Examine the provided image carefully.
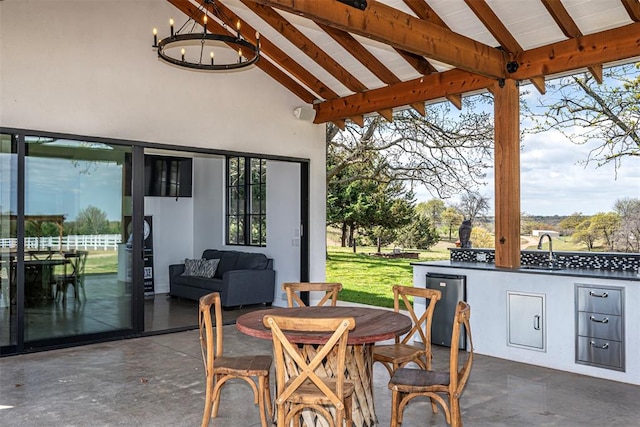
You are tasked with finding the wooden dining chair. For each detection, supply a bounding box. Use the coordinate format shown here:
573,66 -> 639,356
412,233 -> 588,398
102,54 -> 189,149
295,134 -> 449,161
54,250 -> 88,303
199,292 -> 272,427
263,313 -> 355,427
282,282 -> 342,307
388,301 -> 473,427
373,285 -> 442,376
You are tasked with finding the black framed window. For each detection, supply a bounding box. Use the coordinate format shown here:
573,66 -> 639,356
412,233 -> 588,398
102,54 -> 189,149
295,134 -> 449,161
226,156 -> 266,246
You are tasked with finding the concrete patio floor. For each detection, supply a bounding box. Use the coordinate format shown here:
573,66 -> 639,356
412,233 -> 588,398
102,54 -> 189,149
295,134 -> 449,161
2,324 -> 640,426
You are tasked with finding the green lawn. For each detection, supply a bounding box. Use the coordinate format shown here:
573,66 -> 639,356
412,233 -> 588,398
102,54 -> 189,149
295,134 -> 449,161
326,245 -> 450,308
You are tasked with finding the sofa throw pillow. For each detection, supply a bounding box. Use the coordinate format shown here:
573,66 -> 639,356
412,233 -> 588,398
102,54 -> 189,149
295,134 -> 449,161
182,258 -> 202,276
199,258 -> 220,278
182,258 -> 220,278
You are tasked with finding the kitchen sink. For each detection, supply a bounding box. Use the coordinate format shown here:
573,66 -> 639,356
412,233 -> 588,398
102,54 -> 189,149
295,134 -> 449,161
519,265 -> 564,271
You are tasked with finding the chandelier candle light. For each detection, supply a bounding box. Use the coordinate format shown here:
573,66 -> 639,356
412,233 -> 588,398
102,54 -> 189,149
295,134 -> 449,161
152,0 -> 260,71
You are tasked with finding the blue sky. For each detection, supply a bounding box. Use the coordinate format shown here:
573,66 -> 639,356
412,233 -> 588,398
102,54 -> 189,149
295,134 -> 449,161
9,156 -> 124,221
416,126 -> 639,216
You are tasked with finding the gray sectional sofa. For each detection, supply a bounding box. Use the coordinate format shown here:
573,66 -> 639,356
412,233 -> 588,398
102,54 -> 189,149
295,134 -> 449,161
169,249 -> 275,308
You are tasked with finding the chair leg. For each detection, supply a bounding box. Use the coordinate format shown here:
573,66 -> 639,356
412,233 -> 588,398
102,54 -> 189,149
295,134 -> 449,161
201,375 -> 214,427
257,376 -> 269,427
390,390 -> 400,427
276,403 -> 285,427
264,374 -> 273,420
450,397 -> 462,427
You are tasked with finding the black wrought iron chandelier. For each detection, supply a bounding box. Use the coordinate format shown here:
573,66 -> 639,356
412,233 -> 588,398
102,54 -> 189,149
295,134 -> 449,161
152,0 -> 260,71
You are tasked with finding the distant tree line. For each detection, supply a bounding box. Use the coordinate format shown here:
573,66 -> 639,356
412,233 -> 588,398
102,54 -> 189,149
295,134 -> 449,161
17,205 -> 120,238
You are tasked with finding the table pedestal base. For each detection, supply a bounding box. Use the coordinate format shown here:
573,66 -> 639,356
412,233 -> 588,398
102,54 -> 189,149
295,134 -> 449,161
288,343 -> 377,427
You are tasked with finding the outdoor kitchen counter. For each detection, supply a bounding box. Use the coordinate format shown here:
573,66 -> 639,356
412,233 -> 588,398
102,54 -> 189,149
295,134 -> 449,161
411,260 -> 639,281
412,261 -> 640,386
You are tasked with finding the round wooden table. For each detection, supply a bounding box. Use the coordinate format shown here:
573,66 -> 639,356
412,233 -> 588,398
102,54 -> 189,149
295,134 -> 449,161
236,306 -> 412,427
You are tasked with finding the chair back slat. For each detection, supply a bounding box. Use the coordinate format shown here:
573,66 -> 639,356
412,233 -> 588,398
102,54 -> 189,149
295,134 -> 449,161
282,282 -> 342,307
263,314 -> 355,421
393,285 -> 441,346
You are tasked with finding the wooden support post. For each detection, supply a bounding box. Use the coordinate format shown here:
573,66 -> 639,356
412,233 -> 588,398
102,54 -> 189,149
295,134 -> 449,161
492,79 -> 520,268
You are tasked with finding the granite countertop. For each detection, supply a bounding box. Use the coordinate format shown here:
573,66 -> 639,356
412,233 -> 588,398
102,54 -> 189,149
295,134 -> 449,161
411,260 -> 640,282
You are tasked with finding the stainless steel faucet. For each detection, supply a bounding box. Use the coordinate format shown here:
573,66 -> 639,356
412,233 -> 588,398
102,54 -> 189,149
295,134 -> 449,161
537,233 -> 555,266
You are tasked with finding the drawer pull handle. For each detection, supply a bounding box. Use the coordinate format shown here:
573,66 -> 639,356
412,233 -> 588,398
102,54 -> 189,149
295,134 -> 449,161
589,341 -> 609,350
589,291 -> 608,298
589,315 -> 609,324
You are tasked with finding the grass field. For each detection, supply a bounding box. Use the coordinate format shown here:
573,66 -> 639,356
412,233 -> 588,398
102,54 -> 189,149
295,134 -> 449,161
325,245 -> 451,308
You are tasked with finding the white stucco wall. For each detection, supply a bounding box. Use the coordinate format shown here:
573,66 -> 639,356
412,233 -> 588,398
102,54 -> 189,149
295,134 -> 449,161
0,1 -> 327,289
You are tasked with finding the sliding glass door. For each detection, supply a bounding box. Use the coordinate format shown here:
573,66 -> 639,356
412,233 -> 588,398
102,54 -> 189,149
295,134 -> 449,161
21,136 -> 133,344
0,134 -> 18,349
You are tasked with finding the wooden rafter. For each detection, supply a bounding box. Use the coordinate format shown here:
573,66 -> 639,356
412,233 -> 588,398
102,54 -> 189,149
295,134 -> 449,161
541,0 -> 604,83
317,23 -> 401,85
251,0 -> 508,79
621,0 -> 640,21
402,0 -> 449,27
464,0 -> 522,55
240,0 -> 368,93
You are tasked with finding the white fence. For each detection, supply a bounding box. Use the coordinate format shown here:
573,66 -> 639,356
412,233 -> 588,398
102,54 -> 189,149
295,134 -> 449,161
0,234 -> 122,251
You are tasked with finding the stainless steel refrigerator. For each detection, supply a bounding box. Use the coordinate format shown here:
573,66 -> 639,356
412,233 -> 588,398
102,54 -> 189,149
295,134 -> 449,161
425,272 -> 467,349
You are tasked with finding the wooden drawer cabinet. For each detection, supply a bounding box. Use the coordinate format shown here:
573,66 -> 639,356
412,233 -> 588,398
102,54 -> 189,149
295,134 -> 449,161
575,284 -> 624,371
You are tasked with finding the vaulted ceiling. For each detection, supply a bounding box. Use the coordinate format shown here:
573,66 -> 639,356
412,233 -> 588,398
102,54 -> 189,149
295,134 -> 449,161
167,0 -> 640,127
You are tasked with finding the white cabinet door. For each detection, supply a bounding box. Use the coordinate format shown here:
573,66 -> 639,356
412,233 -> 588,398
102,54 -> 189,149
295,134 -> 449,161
508,292 -> 545,351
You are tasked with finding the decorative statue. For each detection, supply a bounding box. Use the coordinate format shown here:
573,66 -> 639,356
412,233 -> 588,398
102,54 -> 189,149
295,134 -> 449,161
458,219 -> 472,248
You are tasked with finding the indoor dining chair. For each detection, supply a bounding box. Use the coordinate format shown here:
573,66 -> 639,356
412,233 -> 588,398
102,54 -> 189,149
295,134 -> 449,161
282,282 -> 342,307
199,292 -> 272,427
263,313 -> 355,427
388,301 -> 473,427
373,285 -> 442,376
54,250 -> 88,303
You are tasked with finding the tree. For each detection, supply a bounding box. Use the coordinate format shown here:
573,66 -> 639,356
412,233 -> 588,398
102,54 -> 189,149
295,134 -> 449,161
614,198 -> 640,252
525,63 -> 640,170
590,212 -> 620,251
76,205 -> 110,235
573,218 -> 596,251
416,199 -> 445,228
397,214 -> 440,250
559,212 -> 584,236
458,192 -> 490,223
441,207 -> 464,241
327,96 -> 494,201
360,183 -> 415,253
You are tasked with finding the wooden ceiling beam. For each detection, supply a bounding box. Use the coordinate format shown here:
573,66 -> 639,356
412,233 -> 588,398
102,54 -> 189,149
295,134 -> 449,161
240,0 -> 368,93
313,69 -> 494,123
515,10 -> 640,82
464,0 -> 522,54
251,0 -> 507,79
621,0 -> 640,21
167,0 -> 318,102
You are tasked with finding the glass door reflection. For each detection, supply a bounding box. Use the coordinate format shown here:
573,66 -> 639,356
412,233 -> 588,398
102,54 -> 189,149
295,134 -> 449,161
23,136 -> 132,343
